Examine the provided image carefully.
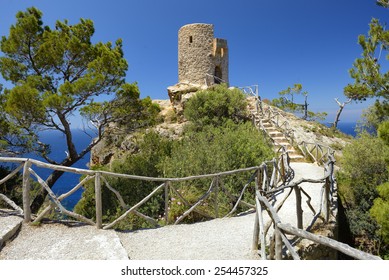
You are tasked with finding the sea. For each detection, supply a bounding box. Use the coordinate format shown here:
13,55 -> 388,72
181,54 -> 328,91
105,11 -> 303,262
2,129 -> 92,210
1,122 -> 358,210
327,122 -> 358,137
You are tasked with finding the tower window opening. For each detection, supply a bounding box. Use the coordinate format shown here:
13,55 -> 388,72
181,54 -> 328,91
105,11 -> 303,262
189,36 -> 193,43
221,48 -> 224,57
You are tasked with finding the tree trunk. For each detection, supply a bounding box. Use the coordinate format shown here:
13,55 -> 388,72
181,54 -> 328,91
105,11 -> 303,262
30,169 -> 65,213
333,107 -> 343,129
333,98 -> 351,129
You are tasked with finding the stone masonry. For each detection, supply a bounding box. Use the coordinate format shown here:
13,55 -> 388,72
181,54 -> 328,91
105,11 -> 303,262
168,23 -> 229,111
178,23 -> 229,86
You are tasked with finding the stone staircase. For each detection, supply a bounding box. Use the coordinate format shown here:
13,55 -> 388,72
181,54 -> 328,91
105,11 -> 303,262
247,97 -> 304,162
260,118 -> 304,162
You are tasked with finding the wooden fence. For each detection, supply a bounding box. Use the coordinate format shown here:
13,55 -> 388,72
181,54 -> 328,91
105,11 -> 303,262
251,97 -> 336,166
251,151 -> 380,260
0,149 -> 292,230
0,147 -> 381,259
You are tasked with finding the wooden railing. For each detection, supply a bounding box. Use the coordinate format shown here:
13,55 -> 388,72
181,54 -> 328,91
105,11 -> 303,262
297,141 -> 335,166
252,152 -> 381,260
250,97 -> 336,166
0,148 -> 380,259
0,150 -> 292,230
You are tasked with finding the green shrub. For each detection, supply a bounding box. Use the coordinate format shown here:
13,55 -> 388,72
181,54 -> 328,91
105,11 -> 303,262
184,84 -> 249,128
337,133 -> 389,254
0,165 -> 41,209
371,182 -> 389,245
378,120 -> 389,146
74,131 -> 172,229
75,85 -> 275,229
161,121 -> 274,220
0,165 -> 23,208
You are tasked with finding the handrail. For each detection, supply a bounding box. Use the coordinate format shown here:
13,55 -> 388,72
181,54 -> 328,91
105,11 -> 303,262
251,148 -> 380,260
0,151 -> 292,229
254,188 -> 381,260
251,97 -> 336,166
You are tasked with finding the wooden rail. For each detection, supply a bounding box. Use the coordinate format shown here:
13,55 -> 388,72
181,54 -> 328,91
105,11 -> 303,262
251,97 -> 337,167
251,151 -> 381,260
0,146 -> 380,259
0,150 -> 292,230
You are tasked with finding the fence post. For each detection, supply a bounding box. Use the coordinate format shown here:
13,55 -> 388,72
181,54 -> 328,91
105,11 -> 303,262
275,224 -> 282,260
214,176 -> 219,218
252,175 -> 260,251
323,178 -> 330,223
165,181 -> 169,225
294,186 -> 303,229
95,172 -> 102,229
22,160 -> 32,223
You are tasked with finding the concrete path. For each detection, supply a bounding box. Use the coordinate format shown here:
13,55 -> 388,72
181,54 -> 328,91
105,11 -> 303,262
0,162 -> 325,260
276,162 -> 326,228
0,221 -> 128,260
118,162 -> 325,260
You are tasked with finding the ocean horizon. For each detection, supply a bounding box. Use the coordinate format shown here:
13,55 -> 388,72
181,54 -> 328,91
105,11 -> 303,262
2,122 -> 358,210
325,122 -> 358,137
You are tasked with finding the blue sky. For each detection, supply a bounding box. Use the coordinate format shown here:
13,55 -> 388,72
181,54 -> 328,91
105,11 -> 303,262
1,0 -> 388,124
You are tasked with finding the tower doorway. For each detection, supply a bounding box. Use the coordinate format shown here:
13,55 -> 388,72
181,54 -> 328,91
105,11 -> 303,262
214,66 -> 223,84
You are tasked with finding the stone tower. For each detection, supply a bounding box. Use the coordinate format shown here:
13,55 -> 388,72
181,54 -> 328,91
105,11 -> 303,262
178,23 -> 229,86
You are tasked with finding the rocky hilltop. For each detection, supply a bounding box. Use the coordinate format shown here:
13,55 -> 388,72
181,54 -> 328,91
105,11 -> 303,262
90,86 -> 351,168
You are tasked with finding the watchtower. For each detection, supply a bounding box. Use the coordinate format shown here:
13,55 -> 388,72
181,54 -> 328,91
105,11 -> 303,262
178,23 -> 229,86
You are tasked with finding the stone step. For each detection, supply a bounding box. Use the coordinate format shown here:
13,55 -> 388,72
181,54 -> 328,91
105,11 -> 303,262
272,136 -> 288,141
289,154 -> 306,162
0,210 -> 23,248
274,143 -> 291,148
262,123 -> 273,128
268,130 -> 283,136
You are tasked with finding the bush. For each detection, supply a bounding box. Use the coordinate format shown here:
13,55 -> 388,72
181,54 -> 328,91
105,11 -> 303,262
371,182 -> 389,246
337,132 -> 389,254
74,131 -> 172,229
0,165 -> 23,208
75,85 -> 275,229
378,120 -> 389,146
161,121 -> 274,221
184,84 -> 249,128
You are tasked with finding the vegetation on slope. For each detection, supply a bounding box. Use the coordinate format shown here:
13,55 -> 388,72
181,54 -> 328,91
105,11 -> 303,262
75,85 -> 274,229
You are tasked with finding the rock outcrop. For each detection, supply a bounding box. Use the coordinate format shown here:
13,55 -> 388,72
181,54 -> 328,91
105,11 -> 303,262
167,81 -> 206,117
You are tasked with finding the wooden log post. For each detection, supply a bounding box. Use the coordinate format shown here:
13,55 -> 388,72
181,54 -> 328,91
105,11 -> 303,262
323,178 -> 330,223
214,176 -> 219,218
269,234 -> 275,260
294,186 -> 303,229
0,194 -> 23,214
255,196 -> 267,260
165,181 -> 170,225
252,175 -> 260,251
327,158 -> 335,200
252,207 -> 259,251
275,224 -> 282,260
95,172 -> 102,229
22,160 -> 32,223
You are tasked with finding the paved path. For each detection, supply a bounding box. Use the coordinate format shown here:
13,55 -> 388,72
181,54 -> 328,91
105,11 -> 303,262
0,163 -> 325,260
